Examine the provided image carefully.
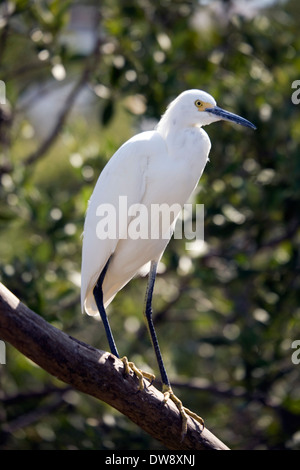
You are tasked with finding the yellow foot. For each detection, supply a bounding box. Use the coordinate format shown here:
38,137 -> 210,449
163,385 -> 204,440
121,356 -> 155,391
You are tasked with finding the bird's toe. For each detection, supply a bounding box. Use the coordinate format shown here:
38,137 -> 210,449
162,384 -> 204,440
121,356 -> 155,390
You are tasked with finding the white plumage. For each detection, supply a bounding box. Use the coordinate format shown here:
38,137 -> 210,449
80,89 -> 256,438
81,89 -> 255,316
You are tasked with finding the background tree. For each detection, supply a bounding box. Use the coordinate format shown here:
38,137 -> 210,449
0,0 -> 299,450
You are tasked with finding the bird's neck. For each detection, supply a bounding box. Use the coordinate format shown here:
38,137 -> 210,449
156,112 -> 181,140
157,114 -> 204,153
157,112 -> 200,141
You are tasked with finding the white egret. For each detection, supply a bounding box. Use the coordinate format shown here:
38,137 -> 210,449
81,89 -> 256,437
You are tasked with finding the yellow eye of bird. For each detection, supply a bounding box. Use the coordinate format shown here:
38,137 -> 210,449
195,100 -> 203,108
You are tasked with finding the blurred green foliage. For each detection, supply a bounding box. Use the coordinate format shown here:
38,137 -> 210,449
0,0 -> 300,450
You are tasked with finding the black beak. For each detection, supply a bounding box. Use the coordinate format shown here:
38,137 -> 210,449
206,106 -> 256,130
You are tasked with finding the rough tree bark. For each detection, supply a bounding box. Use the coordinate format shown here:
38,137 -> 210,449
0,282 -> 229,450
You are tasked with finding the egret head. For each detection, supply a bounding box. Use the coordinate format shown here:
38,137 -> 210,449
159,89 -> 256,133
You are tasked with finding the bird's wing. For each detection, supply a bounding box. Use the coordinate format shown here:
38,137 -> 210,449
81,130 -> 166,315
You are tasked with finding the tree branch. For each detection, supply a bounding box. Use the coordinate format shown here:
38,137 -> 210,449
0,282 -> 229,450
22,36 -> 102,168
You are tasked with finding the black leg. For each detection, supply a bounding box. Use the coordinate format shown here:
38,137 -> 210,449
93,258 -> 120,358
144,261 -> 204,439
144,261 -> 171,389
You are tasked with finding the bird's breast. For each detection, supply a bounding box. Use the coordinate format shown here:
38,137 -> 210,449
153,127 -> 211,204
